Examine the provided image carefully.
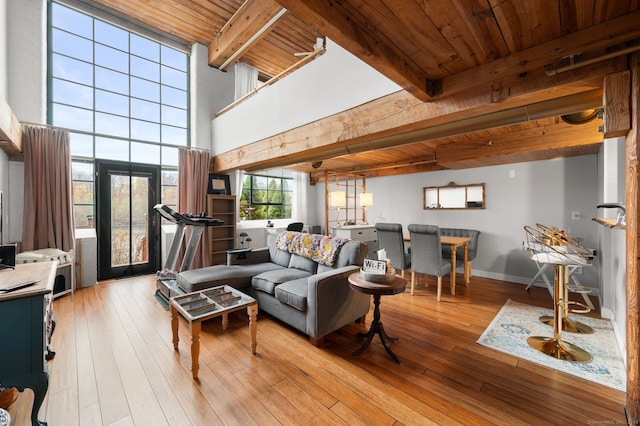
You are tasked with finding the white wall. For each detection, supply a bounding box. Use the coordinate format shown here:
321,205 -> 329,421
190,43 -> 234,149
212,39 -> 400,155
317,155 -> 601,289
598,136 -> 627,360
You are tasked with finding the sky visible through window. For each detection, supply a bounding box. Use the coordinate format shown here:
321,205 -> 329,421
49,2 -> 187,226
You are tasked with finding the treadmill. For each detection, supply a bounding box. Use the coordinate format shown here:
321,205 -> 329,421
153,204 -> 223,306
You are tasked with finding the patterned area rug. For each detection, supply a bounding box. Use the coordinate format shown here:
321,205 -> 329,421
477,299 -> 626,391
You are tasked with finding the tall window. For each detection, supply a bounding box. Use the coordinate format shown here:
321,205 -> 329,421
240,169 -> 293,220
49,2 -> 187,227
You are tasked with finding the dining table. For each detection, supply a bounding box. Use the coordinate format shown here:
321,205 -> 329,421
403,233 -> 472,290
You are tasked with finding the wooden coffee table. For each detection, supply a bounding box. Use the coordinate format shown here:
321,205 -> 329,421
170,285 -> 257,379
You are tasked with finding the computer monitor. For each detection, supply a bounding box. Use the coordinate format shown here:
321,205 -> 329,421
0,244 -> 16,269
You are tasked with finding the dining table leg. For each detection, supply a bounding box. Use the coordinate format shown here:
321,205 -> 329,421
450,247 -> 456,295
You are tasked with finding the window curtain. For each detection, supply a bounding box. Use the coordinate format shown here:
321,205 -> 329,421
235,169 -> 244,218
22,125 -> 75,252
234,62 -> 258,100
178,147 -> 211,269
292,172 -> 308,224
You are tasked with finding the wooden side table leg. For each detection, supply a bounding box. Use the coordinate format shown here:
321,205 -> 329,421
248,304 -> 258,354
170,304 -> 179,351
190,321 -> 201,379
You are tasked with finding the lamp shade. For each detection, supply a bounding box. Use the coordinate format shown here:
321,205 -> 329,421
360,192 -> 373,207
329,191 -> 346,207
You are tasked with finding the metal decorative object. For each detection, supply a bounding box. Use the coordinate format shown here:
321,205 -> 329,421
524,224 -> 593,362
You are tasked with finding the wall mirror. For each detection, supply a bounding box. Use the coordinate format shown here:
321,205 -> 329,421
423,182 -> 485,209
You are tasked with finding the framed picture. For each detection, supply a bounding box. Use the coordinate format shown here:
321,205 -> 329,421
208,173 -> 231,195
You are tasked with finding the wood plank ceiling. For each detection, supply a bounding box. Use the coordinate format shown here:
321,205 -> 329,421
85,0 -> 640,179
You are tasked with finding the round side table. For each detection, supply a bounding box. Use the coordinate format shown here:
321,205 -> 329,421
348,272 -> 407,364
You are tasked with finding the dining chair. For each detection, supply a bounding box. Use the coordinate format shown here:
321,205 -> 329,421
374,223 -> 411,277
408,224 -> 452,300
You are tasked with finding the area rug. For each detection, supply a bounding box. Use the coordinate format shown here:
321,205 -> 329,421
477,299 -> 626,391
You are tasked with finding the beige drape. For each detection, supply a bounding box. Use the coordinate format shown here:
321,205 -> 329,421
178,147 -> 211,269
22,125 -> 75,252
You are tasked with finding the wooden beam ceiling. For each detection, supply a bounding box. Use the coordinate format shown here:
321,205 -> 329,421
275,0 -> 435,101
208,0 -> 285,70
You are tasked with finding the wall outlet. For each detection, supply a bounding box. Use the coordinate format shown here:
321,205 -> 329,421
571,211 -> 581,220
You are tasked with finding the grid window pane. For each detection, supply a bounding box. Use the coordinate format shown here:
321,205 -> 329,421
131,56 -> 159,81
161,65 -> 187,90
161,105 -> 187,127
96,89 -> 129,115
52,3 -> 93,38
131,98 -> 159,122
73,181 -> 94,204
52,103 -> 93,132
74,205 -> 94,228
95,136 -> 129,161
131,142 -> 160,164
161,45 -> 186,71
131,119 -> 160,142
72,161 -> 94,180
95,112 -> 129,138
161,125 -> 187,146
161,170 -> 177,186
95,66 -> 129,95
161,85 -> 187,108
52,78 -> 93,109
95,43 -> 128,73
52,54 -> 93,85
161,146 -> 178,166
131,34 -> 160,61
70,133 -> 94,158
131,77 -> 160,102
52,28 -> 93,62
95,20 -> 128,51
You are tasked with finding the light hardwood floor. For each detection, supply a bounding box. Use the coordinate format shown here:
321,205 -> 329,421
7,273 -> 626,425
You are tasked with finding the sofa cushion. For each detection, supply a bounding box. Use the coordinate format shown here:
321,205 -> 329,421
252,268 -> 312,295
332,240 -> 364,268
269,244 -> 291,267
177,263 -> 284,293
288,253 -> 318,274
274,278 -> 308,312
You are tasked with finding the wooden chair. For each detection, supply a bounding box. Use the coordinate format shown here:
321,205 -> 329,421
408,224 -> 452,301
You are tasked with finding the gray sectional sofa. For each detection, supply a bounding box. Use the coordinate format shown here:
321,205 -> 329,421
176,231 -> 371,346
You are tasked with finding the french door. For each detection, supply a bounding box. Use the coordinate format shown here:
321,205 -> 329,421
96,160 -> 160,280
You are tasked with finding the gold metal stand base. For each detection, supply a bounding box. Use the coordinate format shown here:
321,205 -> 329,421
539,315 -> 594,334
527,336 -> 592,362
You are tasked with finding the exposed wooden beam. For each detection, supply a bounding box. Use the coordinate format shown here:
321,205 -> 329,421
626,51 -> 640,426
0,95 -> 23,154
603,70 -> 631,138
208,0 -> 285,70
274,0 -> 434,101
213,10 -> 640,173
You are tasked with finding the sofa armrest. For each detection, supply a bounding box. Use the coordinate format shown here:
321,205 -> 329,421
227,247 -> 271,265
305,266 -> 371,339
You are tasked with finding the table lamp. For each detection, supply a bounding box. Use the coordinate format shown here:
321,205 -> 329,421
360,192 -> 373,224
329,191 -> 346,226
